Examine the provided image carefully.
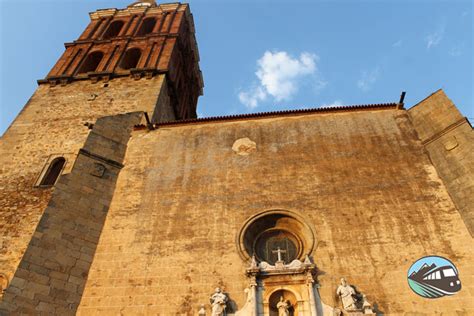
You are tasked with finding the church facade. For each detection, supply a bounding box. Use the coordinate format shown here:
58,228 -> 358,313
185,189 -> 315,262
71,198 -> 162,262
0,1 -> 473,315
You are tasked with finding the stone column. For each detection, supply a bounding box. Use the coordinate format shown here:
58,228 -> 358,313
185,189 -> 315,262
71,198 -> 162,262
306,272 -> 318,316
250,276 -> 258,316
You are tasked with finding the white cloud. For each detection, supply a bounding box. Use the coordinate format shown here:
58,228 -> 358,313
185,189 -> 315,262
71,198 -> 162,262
449,47 -> 462,57
449,42 -> 464,57
257,51 -> 317,101
197,110 -> 207,118
320,100 -> 343,108
425,25 -> 445,49
392,39 -> 403,47
238,86 -> 267,109
238,51 -> 319,108
313,79 -> 328,94
357,67 -> 380,92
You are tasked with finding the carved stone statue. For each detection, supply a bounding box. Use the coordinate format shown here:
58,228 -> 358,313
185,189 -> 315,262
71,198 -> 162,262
198,304 -> 206,315
250,254 -> 258,269
276,296 -> 290,316
210,287 -> 228,316
336,278 -> 357,311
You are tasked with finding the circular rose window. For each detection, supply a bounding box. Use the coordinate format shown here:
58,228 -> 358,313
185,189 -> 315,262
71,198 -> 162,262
237,210 -> 316,264
254,229 -> 299,264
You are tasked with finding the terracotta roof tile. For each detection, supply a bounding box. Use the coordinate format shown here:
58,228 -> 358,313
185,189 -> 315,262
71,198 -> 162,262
155,102 -> 399,127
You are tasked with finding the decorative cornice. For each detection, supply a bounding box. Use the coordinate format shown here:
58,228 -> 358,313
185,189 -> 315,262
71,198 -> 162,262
38,69 -> 168,85
68,32 -> 179,46
79,149 -> 124,169
422,117 -> 470,146
89,2 -> 182,20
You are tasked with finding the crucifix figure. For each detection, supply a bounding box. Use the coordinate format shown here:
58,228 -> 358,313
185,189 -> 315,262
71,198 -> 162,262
272,247 -> 287,263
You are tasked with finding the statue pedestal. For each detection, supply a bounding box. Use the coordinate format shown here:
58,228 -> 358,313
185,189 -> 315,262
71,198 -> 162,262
344,312 -> 375,316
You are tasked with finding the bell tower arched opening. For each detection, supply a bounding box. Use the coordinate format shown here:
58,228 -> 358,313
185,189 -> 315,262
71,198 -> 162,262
136,17 -> 156,36
77,51 -> 104,74
102,20 -> 124,39
119,48 -> 142,70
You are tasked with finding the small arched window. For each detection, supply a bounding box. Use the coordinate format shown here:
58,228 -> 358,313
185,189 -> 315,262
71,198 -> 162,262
119,48 -> 142,70
40,157 -> 66,186
102,20 -> 124,39
77,51 -> 104,74
136,17 -> 156,36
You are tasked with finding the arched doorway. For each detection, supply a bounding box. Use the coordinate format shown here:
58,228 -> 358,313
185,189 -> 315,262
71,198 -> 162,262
268,289 -> 297,316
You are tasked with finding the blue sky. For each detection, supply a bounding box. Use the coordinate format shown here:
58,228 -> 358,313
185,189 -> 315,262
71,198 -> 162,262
0,0 -> 472,135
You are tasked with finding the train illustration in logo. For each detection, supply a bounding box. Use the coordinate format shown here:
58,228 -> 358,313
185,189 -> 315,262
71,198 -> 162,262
408,256 -> 462,298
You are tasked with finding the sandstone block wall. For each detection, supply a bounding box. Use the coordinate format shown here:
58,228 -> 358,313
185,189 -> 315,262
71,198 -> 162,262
0,112 -> 143,314
75,107 -> 473,315
0,75 -> 168,291
408,90 -> 474,236
0,1 -> 203,300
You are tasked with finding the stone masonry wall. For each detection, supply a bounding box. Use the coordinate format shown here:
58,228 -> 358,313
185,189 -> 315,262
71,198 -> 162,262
408,90 -> 474,235
76,107 -> 473,315
0,112 -> 143,314
0,75 -> 167,293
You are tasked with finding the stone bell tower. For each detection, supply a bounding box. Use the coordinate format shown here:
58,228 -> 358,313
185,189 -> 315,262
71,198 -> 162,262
0,0 -> 202,298
44,0 -> 202,120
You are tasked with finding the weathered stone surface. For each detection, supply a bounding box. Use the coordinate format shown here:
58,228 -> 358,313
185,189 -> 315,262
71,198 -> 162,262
409,90 -> 474,236
0,75 -> 168,293
0,113 -> 143,314
0,2 -> 204,290
71,107 -> 471,315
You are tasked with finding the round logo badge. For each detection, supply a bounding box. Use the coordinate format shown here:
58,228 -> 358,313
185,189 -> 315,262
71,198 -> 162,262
407,255 -> 461,298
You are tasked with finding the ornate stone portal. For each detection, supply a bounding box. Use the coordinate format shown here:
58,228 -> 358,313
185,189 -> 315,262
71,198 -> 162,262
233,255 -> 335,316
204,260 -> 377,316
231,210 -> 333,316
219,210 -> 376,316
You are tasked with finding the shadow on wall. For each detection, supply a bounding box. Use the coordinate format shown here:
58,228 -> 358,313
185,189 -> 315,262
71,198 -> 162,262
224,292 -> 238,314
0,273 -> 9,298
